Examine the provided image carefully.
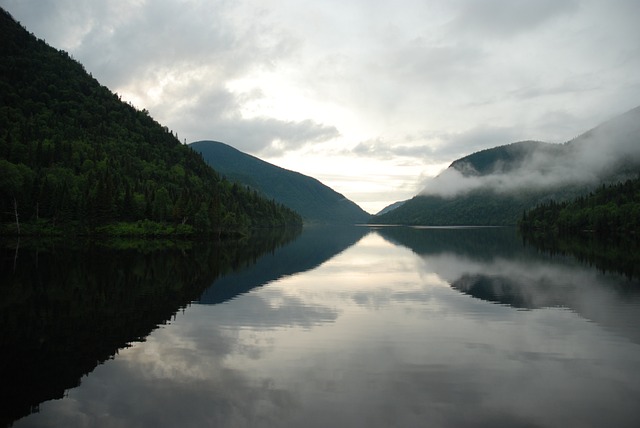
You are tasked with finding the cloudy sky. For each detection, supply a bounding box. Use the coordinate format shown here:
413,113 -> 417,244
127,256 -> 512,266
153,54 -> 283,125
2,0 -> 639,213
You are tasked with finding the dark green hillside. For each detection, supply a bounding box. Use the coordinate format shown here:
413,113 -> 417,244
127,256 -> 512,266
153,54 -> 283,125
520,176 -> 640,236
0,8 -> 301,235
190,140 -> 371,224
373,189 -> 565,226
450,140 -> 564,175
374,107 -> 640,226
375,200 -> 406,216
374,140 -> 588,226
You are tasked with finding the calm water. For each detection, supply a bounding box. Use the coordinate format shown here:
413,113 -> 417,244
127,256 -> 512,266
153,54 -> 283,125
3,227 -> 640,428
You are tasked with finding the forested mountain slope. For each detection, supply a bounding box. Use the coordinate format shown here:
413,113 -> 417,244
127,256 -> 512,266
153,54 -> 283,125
190,140 -> 371,224
373,141 -> 586,226
520,176 -> 640,236
449,140 -> 563,175
0,8 -> 301,235
374,107 -> 640,226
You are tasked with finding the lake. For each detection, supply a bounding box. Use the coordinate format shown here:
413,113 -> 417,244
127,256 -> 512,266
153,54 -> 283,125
2,226 -> 640,428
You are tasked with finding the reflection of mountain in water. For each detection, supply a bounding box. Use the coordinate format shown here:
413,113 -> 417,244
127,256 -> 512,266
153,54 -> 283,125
376,226 -> 640,344
451,274 -> 564,309
199,225 -> 369,304
521,232 -> 640,281
0,229 -> 299,428
375,226 -> 528,261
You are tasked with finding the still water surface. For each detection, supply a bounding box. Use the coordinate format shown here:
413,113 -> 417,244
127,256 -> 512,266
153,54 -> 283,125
8,226 -> 640,427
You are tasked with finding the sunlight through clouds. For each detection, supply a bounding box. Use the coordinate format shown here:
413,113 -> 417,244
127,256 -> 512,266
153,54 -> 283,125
3,0 -> 639,212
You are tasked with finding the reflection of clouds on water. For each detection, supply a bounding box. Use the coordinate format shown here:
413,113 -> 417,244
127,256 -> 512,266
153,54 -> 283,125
15,230 -> 640,428
17,306 -> 300,428
201,292 -> 340,330
413,251 -> 640,344
15,284 -> 342,428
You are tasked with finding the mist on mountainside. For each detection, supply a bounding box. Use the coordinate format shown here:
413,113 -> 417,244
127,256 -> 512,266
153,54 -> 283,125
421,107 -> 640,198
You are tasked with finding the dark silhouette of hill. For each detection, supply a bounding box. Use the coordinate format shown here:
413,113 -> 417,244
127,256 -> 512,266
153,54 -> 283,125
375,200 -> 406,216
449,140 -> 564,175
520,176 -> 640,237
190,140 -> 371,224
0,8 -> 300,235
374,107 -> 640,225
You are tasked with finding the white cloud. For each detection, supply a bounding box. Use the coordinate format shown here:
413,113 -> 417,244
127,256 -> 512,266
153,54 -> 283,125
2,0 -> 640,212
448,0 -> 580,38
421,107 -> 640,197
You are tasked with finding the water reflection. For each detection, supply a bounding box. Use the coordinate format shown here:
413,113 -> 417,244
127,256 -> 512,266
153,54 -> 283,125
521,231 -> 640,280
199,225 -> 368,305
0,229 -> 301,427
8,227 -> 640,428
376,226 -> 640,343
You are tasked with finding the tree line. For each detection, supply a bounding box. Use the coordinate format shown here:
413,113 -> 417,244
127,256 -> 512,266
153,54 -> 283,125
0,8 -> 301,236
519,177 -> 640,236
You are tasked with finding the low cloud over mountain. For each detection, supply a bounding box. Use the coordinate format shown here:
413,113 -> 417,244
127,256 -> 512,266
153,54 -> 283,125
421,106 -> 640,198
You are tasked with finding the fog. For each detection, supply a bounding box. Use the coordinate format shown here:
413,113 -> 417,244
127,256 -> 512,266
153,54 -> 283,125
421,106 -> 640,198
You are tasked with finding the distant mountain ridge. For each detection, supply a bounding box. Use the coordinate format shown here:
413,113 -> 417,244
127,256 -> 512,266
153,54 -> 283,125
449,140 -> 564,176
0,7 -> 301,235
375,200 -> 406,216
190,140 -> 371,224
374,106 -> 640,225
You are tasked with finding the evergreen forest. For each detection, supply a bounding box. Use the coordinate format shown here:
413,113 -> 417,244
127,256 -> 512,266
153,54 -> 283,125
191,140 -> 372,224
0,8 -> 301,236
519,177 -> 640,236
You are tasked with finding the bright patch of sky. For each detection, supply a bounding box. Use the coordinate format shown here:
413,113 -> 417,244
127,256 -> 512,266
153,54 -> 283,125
3,0 -> 639,213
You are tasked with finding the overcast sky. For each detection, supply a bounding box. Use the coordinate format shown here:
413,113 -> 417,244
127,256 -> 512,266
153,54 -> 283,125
3,0 -> 639,213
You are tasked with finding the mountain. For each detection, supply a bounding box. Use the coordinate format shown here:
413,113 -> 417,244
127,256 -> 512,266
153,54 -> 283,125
519,176 -> 640,236
372,140 -> 587,226
375,200 -> 406,216
0,8 -> 301,235
449,140 -> 563,176
374,107 -> 640,226
190,140 -> 371,224
373,191 -> 534,226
